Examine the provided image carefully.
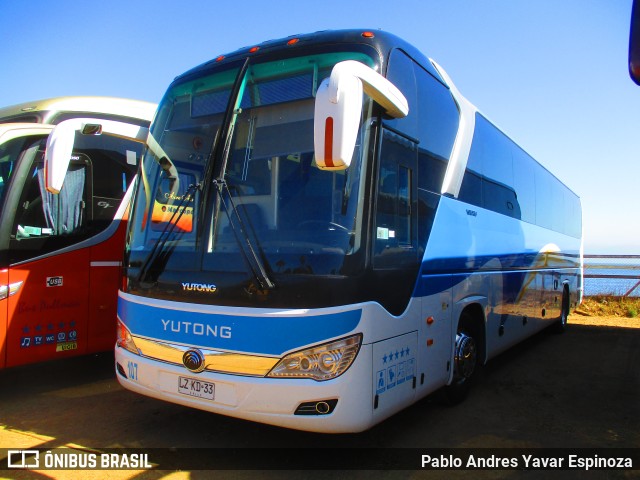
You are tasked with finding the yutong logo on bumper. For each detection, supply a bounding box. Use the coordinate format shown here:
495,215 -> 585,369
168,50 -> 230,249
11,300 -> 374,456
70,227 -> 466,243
161,319 -> 232,339
182,282 -> 217,293
182,349 -> 206,372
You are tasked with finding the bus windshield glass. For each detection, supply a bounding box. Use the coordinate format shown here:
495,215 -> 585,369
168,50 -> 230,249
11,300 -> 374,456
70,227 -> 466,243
0,135 -> 45,211
127,51 -> 376,294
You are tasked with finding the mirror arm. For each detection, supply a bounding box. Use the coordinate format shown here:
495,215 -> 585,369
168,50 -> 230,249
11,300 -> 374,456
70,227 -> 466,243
327,60 -> 408,118
314,60 -> 408,171
45,118 -> 152,194
630,0 -> 640,85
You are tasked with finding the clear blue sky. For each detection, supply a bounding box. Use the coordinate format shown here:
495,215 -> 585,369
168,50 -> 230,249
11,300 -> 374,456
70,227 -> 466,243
1,0 -> 638,254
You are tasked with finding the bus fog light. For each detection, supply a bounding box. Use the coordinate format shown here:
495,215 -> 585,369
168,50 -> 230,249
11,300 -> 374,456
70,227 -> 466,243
294,399 -> 338,415
116,319 -> 139,355
268,334 -> 362,381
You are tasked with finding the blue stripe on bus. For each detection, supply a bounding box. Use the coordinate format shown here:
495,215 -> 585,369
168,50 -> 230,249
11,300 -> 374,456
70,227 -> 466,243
118,296 -> 362,356
412,196 -> 581,297
414,259 -> 580,298
420,252 -> 581,274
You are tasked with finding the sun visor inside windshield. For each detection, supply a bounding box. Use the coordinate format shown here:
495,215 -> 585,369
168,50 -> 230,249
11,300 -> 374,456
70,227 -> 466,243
191,72 -> 315,118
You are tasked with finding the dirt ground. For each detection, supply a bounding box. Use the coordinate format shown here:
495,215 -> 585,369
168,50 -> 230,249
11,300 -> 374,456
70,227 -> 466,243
569,311 -> 640,329
0,310 -> 638,479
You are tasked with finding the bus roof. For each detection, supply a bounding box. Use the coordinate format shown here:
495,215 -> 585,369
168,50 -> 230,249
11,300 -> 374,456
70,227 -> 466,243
177,29 -> 443,87
0,123 -> 54,145
0,96 -> 156,125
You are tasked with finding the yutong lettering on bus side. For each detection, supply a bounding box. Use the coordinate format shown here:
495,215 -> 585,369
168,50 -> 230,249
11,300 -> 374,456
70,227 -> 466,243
161,319 -> 232,338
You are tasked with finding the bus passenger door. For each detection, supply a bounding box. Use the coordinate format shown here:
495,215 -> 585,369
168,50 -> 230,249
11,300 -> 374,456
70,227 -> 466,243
5,155 -> 91,367
370,127 -> 421,418
7,250 -> 90,368
0,131 -> 52,368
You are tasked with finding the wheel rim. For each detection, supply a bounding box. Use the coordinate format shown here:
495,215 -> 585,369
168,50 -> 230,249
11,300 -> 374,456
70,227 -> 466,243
453,332 -> 477,382
561,288 -> 570,326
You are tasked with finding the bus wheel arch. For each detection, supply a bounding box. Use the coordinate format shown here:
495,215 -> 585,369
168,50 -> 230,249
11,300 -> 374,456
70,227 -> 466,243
445,303 -> 485,404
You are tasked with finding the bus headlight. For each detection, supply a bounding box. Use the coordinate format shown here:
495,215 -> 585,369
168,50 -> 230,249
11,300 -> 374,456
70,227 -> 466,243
267,334 -> 362,381
117,319 -> 139,355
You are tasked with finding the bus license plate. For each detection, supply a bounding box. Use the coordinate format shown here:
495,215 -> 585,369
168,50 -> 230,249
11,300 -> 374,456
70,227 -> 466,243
178,376 -> 215,400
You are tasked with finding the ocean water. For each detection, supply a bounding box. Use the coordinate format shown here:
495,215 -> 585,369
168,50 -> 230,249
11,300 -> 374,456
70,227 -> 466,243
583,256 -> 640,297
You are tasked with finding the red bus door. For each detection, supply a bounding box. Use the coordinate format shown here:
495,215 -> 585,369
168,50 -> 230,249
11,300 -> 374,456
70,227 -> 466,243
6,249 -> 91,367
4,155 -> 92,367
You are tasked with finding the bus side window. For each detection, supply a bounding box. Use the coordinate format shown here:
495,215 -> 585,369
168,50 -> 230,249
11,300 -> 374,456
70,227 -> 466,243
14,154 -> 89,240
374,130 -> 418,269
458,118 -> 484,208
375,49 -> 420,270
413,63 -> 459,194
90,149 -> 136,224
413,61 -> 460,254
384,49 -> 419,140
9,151 -> 91,263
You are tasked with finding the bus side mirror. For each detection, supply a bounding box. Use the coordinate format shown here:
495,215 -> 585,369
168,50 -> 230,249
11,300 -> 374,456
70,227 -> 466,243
314,60 -> 409,171
630,0 -> 640,85
44,121 -> 78,194
45,118 -> 149,194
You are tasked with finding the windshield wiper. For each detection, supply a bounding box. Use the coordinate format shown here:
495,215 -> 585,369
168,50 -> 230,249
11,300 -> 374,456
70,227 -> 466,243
136,181 -> 201,285
212,178 -> 275,290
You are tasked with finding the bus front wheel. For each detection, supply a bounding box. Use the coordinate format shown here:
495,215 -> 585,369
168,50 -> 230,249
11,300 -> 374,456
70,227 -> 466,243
445,313 -> 479,404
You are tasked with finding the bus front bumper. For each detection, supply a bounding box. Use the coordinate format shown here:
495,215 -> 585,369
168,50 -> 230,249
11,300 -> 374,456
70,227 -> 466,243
114,344 -> 376,433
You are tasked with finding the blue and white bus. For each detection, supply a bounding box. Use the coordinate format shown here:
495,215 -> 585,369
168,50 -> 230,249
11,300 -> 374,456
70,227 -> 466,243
87,30 -> 580,432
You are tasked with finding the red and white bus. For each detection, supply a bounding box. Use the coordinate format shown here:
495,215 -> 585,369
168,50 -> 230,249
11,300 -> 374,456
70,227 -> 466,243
0,97 -> 155,368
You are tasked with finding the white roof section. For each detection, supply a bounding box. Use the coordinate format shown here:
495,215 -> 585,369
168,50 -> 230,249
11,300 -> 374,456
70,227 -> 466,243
0,122 -> 54,135
0,123 -> 54,145
429,60 -> 478,199
0,96 -> 157,124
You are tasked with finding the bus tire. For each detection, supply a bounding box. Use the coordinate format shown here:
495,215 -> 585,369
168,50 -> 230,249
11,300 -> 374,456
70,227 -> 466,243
553,286 -> 570,334
444,311 -> 480,404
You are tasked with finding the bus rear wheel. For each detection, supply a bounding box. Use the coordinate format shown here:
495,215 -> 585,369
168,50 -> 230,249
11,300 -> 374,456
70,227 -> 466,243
553,286 -> 571,333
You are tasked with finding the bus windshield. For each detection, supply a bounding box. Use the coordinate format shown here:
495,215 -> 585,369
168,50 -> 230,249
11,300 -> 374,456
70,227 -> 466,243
0,136 -> 44,212
127,51 -> 376,301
